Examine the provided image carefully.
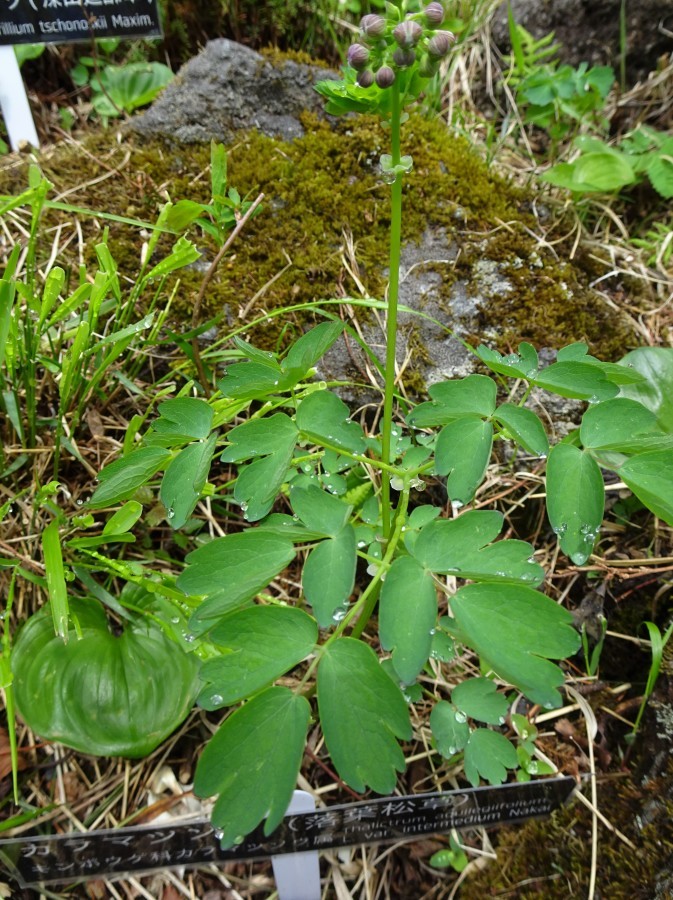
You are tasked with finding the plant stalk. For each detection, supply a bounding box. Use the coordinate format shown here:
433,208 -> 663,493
380,81 -> 403,541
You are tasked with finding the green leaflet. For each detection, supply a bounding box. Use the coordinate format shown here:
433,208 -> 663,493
411,510 -> 543,585
221,414 -> 298,462
296,390 -> 366,454
178,532 -> 296,635
102,500 -> 143,536
580,398 -> 663,453
407,375 -> 497,427
12,597 -> 199,758
90,446 -> 172,508
317,638 -> 412,793
434,418 -> 493,504
430,701 -> 470,756
494,404 -> 549,456
463,728 -> 518,786
619,451 -> 673,525
194,687 -> 310,847
290,483 -> 352,536
546,443 -> 604,564
302,525 -> 357,627
161,433 -> 217,529
451,583 -> 580,708
217,361 -> 283,401
198,606 -> 317,709
618,347 -> 673,432
532,361 -> 618,401
154,397 -> 214,441
232,441 -> 296,522
280,320 -> 344,383
452,677 -> 509,726
379,556 -> 437,684
475,342 -> 539,380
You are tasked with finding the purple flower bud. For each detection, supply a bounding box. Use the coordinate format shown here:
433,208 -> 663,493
392,47 -> 417,68
426,30 -> 456,59
356,68 -> 375,88
418,53 -> 439,78
423,2 -> 445,26
393,19 -> 423,49
360,13 -> 386,38
347,42 -> 370,71
375,66 -> 396,88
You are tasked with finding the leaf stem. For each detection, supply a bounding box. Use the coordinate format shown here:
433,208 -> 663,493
380,81 -> 403,541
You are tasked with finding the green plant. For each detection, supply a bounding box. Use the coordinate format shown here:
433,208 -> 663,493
628,617 -> 673,740
506,9 -> 613,147
8,2 -> 673,854
542,126 -> 673,198
71,39 -> 172,121
631,217 -> 673,271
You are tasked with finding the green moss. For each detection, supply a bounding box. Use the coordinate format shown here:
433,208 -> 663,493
0,110 -> 637,368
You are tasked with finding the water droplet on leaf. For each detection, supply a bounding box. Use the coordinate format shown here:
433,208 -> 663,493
455,710 -> 467,724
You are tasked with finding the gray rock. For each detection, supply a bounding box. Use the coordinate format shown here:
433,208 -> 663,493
133,39 -> 337,143
491,0 -> 672,82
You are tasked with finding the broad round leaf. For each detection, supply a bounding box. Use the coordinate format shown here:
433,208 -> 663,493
12,597 -> 199,757
618,347 -> 673,432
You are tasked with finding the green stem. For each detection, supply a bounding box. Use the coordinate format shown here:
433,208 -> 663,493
380,80 -> 403,541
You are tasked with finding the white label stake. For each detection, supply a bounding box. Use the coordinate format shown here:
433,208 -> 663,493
0,45 -> 39,151
271,790 -> 321,900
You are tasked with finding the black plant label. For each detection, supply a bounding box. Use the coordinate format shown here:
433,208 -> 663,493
0,0 -> 161,46
0,777 -> 576,887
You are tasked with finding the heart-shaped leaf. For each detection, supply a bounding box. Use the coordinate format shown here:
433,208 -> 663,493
463,728 -> 518,786
317,638 -> 411,793
296,390 -> 366,454
194,687 -> 310,847
12,597 -> 199,757
451,583 -> 580,708
546,443 -> 604,564
154,397 -> 214,441
379,556 -> 437,684
411,510 -> 543,585
452,677 -> 509,726
407,375 -> 496,427
618,347 -> 673,432
430,701 -> 470,756
179,532 -> 296,634
198,606 -> 317,709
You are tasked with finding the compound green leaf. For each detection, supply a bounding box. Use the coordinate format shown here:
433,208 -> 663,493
430,701 -> 470,757
318,638 -> 412,793
90,447 -> 172,508
161,434 -> 217,529
434,418 -> 493,504
220,414 -> 298,462
532,361 -> 618,401
379,556 -> 437,684
178,532 -> 296,634
451,677 -> 508,726
546,443 -> 604,564
618,347 -> 673,432
297,390 -> 366,454
411,511 -> 543,585
12,597 -> 199,758
154,397 -> 214,441
194,687 -> 310,847
302,526 -> 356,627
494,404 -> 549,456
198,606 -> 317,709
619,451 -> 673,525
290,483 -> 352,536
451,583 -> 580,708
464,728 -> 518,786
407,375 -> 497,427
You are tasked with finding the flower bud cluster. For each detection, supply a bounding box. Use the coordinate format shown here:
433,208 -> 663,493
346,4 -> 456,90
